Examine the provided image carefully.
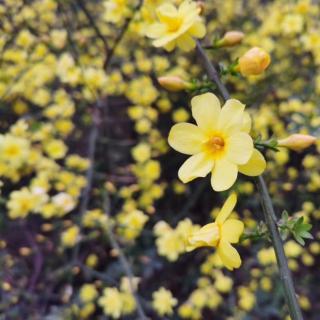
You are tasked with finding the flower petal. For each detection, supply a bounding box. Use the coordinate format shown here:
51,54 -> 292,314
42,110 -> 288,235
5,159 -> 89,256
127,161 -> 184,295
241,111 -> 252,133
211,159 -> 238,192
188,22 -> 206,38
178,152 -> 214,183
225,132 -> 253,165
217,240 -> 242,270
191,92 -> 221,132
146,23 -> 166,38
218,99 -> 245,135
238,149 -> 266,176
187,222 -> 219,250
216,193 -> 237,224
177,33 -> 196,51
168,123 -> 206,155
221,219 -> 244,243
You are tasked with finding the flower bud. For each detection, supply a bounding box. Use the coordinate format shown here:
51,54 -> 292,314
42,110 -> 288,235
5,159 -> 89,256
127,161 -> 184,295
278,134 -> 317,152
238,47 -> 271,76
196,1 -> 205,15
158,76 -> 193,92
218,31 -> 244,47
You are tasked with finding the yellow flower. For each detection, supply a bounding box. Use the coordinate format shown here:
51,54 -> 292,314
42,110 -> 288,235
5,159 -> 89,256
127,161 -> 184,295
168,93 -> 266,191
80,284 -> 98,303
98,287 -> 123,319
152,287 -> 178,316
146,0 -> 206,52
61,225 -> 80,247
44,139 -> 67,159
103,0 -> 131,25
7,187 -> 38,219
187,193 -> 244,270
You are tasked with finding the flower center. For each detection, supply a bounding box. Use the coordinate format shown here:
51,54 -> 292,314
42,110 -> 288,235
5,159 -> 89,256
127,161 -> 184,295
205,136 -> 225,153
166,18 -> 183,32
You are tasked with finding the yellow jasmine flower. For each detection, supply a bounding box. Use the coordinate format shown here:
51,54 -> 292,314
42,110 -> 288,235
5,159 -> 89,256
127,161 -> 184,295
61,225 -> 80,247
146,0 -> 206,52
152,287 -> 178,316
168,92 -> 266,191
187,193 -> 244,270
80,284 -> 98,303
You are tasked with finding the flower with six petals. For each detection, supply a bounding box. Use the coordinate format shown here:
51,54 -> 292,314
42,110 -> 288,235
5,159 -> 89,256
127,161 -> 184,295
146,0 -> 206,52
168,92 -> 266,191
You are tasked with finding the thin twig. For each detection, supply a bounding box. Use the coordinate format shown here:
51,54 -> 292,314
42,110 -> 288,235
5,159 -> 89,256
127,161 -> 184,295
103,194 -> 148,320
196,40 -> 303,320
103,0 -> 144,70
76,0 -> 109,51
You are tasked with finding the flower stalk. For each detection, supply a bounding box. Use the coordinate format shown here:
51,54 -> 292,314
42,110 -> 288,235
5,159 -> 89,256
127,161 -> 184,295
196,40 -> 303,320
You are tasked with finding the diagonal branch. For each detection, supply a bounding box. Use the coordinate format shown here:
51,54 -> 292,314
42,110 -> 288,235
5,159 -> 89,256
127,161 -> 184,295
103,0 -> 144,70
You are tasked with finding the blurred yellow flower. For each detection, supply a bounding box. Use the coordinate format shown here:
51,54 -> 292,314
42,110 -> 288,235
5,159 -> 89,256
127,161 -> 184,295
152,287 -> 178,316
146,0 -> 206,51
61,225 -> 79,247
80,284 -> 98,303
187,193 -> 244,270
168,92 -> 266,191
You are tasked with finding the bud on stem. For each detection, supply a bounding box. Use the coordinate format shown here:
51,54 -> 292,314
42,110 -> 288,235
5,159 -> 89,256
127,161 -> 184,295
278,134 -> 317,152
216,31 -> 244,48
236,47 -> 271,76
158,76 -> 194,92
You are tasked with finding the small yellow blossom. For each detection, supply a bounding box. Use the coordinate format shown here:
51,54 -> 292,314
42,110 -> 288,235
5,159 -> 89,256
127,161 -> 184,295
61,225 -> 80,247
187,193 -> 244,270
80,284 -> 98,303
168,92 -> 266,191
152,287 -> 178,316
147,1 -> 206,52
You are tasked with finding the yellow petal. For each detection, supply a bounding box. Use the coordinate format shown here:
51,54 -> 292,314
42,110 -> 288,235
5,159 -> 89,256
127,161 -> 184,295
221,219 -> 244,243
238,149 -> 266,176
146,23 -> 166,38
218,99 -> 245,135
188,22 -> 206,38
177,33 -> 196,51
191,92 -> 221,133
187,222 -> 219,250
211,159 -> 238,192
216,193 -> 237,224
157,3 -> 178,24
153,34 -> 179,47
241,111 -> 252,133
178,152 -> 214,183
164,40 -> 176,52
217,240 -> 241,270
168,123 -> 206,155
225,132 -> 253,165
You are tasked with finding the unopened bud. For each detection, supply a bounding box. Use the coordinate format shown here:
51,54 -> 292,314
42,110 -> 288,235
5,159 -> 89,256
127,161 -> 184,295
196,1 -> 205,15
278,134 -> 317,152
158,76 -> 193,92
238,47 -> 271,76
217,31 -> 244,47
